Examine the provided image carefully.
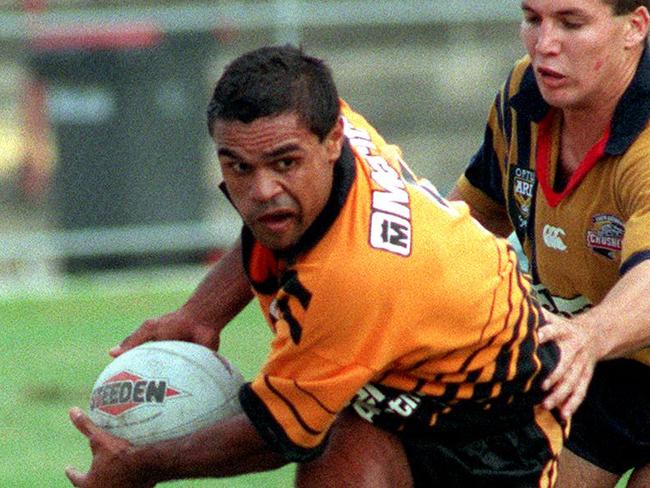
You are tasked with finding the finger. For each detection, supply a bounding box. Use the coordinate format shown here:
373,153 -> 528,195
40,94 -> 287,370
559,368 -> 592,419
69,407 -> 101,440
64,466 -> 86,487
560,387 -> 585,419
542,349 -> 574,391
537,321 -> 566,344
110,326 -> 155,357
542,359 -> 584,411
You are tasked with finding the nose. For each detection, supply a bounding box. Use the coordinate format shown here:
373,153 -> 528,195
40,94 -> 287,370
535,20 -> 561,54
250,169 -> 283,203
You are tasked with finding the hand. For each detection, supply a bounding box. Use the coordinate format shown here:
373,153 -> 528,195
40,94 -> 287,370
537,314 -> 600,419
65,408 -> 155,488
110,308 -> 221,358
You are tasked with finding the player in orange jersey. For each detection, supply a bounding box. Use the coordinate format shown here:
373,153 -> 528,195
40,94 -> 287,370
67,45 -> 565,487
448,1 -> 650,487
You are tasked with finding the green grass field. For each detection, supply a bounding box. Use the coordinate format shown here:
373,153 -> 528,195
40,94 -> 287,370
0,268 -> 294,487
0,268 -> 632,487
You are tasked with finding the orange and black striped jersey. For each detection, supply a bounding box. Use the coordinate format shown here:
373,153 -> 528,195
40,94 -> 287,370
237,101 -> 561,462
455,53 -> 650,367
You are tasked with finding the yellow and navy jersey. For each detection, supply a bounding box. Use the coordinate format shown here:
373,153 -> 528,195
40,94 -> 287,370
235,101 -> 561,462
455,53 -> 650,367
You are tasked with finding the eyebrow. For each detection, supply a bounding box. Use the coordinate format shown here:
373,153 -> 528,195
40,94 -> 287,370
521,2 -> 587,17
218,143 -> 303,161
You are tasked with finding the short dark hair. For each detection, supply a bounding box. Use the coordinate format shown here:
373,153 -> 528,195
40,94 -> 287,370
604,0 -> 650,15
207,45 -> 340,142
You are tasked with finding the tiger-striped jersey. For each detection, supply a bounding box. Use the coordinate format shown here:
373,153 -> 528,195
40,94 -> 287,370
237,101 -> 562,463
455,52 -> 650,367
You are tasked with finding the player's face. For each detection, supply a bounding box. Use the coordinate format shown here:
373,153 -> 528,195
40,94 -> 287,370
214,112 -> 343,251
520,0 -> 644,110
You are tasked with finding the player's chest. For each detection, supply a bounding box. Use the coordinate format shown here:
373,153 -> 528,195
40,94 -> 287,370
508,163 -> 624,301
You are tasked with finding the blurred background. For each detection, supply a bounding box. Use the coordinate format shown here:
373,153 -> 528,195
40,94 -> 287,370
0,0 -> 525,293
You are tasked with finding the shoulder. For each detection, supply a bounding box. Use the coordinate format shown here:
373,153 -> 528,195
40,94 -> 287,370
613,123 -> 650,188
616,122 -> 650,173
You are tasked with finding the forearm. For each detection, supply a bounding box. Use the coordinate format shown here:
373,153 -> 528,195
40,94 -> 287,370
579,259 -> 650,360
139,413 -> 287,483
181,239 -> 254,330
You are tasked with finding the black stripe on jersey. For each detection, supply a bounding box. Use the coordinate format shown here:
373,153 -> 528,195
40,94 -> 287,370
263,375 -> 323,436
439,382 -> 460,404
490,265 -> 545,402
294,380 -> 337,415
497,80 -> 509,149
501,306 -> 538,400
239,383 -> 327,462
277,297 -> 303,344
479,252 -> 521,391
525,182 -> 542,285
510,65 -> 550,123
621,249 -> 650,275
608,48 -> 650,155
466,127 -> 507,206
412,378 -> 427,394
280,270 -> 312,310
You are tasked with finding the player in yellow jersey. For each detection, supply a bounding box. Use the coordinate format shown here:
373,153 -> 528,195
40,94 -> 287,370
448,1 -> 650,487
66,45 -> 565,487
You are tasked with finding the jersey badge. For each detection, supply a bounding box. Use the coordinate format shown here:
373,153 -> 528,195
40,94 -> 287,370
512,167 -> 535,220
542,224 -> 567,252
586,214 -> 623,260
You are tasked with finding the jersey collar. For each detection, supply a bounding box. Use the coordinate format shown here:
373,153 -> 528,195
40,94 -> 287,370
511,47 -> 650,156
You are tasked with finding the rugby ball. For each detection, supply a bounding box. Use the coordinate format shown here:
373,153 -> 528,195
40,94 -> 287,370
88,340 -> 244,445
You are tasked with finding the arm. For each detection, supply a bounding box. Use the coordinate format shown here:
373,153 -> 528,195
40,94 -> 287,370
539,259 -> 650,418
111,239 -> 254,356
447,184 -> 513,238
65,408 -> 286,488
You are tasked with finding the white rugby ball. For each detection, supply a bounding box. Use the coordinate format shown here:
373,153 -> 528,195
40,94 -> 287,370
89,340 -> 244,445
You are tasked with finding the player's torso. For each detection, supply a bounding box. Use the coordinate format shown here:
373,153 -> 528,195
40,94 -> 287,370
247,111 -> 546,400
526,160 -> 623,308
501,58 -> 650,313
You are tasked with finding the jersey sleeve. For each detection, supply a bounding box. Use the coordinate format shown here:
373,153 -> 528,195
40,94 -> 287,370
616,134 -> 650,273
455,83 -> 509,205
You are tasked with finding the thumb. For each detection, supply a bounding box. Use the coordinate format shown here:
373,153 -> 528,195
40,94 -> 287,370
69,407 -> 101,440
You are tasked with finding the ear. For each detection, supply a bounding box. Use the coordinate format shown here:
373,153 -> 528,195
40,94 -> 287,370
325,117 -> 345,164
624,6 -> 650,49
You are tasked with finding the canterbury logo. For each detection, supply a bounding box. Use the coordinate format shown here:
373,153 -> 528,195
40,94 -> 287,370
543,225 -> 567,251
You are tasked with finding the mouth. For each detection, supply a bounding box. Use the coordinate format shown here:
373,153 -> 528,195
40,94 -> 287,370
255,210 -> 297,232
536,66 -> 567,85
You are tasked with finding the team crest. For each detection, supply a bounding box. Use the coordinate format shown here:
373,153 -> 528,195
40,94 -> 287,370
512,167 -> 535,219
586,214 -> 624,260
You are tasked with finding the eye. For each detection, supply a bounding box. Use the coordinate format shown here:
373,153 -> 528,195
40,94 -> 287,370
226,161 -> 253,175
561,19 -> 583,29
523,13 -> 541,26
276,158 -> 297,171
